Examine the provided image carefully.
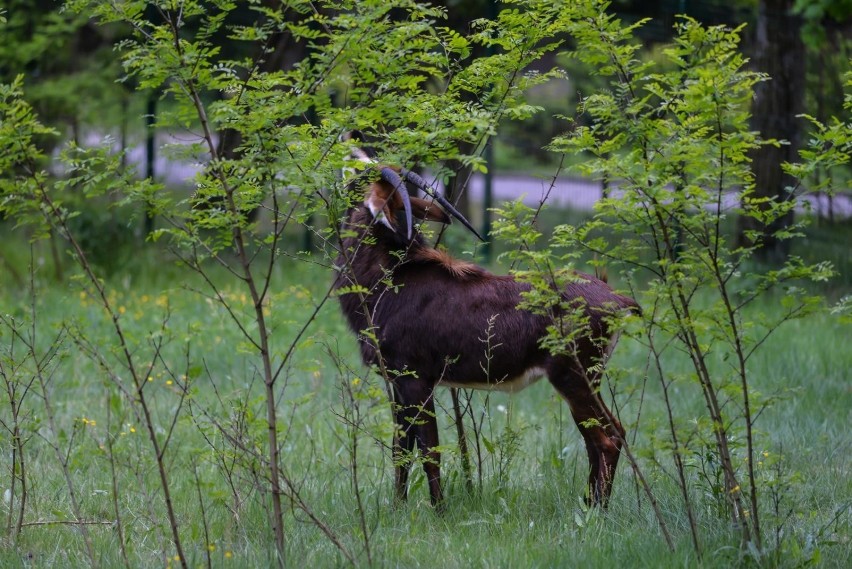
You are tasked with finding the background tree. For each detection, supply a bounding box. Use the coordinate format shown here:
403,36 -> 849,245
0,0 -> 125,145
796,0 -> 852,222
736,0 -> 806,261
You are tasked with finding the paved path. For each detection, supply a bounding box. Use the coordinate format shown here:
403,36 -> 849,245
465,172 -> 602,211
464,172 -> 851,219
120,136 -> 850,219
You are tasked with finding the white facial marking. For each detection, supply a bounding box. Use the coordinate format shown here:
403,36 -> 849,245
352,147 -> 375,164
365,195 -> 394,230
342,147 -> 376,181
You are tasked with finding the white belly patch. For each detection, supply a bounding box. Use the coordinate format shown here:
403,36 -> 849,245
438,366 -> 546,393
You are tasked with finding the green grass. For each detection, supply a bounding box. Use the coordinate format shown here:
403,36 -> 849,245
0,218 -> 849,568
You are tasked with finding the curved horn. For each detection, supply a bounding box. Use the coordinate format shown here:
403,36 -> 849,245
399,168 -> 429,191
401,168 -> 485,242
379,167 -> 413,240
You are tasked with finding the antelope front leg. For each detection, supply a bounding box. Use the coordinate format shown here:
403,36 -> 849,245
393,382 -> 444,506
391,387 -> 417,503
414,392 -> 443,507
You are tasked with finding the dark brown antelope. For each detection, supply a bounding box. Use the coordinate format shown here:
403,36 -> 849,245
334,156 -> 638,507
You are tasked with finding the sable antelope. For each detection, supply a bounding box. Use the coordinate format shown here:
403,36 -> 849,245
334,155 -> 638,507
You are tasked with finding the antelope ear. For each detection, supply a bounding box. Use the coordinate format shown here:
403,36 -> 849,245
364,184 -> 395,230
410,197 -> 451,224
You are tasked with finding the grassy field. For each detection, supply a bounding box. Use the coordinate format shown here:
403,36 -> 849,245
0,216 -> 849,568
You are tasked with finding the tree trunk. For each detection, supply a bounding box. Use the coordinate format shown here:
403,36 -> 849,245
216,4 -> 314,223
737,0 -> 805,263
444,150 -> 474,220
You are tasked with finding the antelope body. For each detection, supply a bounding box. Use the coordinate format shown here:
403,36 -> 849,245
334,162 -> 637,506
